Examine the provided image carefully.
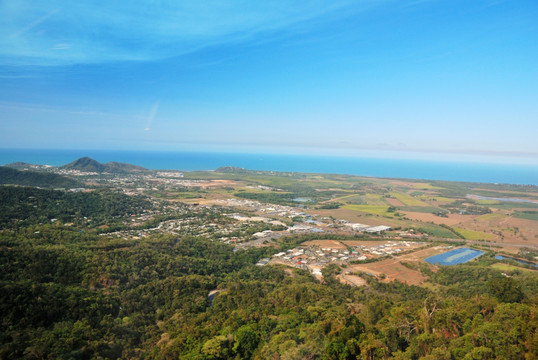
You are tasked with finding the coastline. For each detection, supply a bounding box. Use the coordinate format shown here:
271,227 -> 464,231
1,148 -> 537,185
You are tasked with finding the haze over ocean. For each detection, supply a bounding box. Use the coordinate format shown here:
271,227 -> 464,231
1,149 -> 536,185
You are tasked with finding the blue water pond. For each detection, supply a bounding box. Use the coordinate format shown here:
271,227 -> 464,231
495,255 -> 538,268
425,247 -> 484,266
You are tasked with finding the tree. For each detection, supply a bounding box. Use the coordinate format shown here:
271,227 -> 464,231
487,277 -> 524,303
233,325 -> 259,359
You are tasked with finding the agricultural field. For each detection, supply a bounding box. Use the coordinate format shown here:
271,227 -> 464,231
172,168 -> 538,247
348,246 -> 452,285
389,192 -> 428,207
452,227 -> 496,241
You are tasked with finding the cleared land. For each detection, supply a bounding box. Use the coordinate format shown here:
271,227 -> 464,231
348,246 -> 452,285
402,211 -> 470,225
491,263 -> 536,273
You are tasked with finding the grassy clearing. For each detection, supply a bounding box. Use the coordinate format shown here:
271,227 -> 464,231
400,206 -> 447,214
390,192 -> 428,207
343,204 -> 391,216
491,203 -> 538,209
476,213 -> 506,221
409,183 -> 444,190
363,194 -> 388,205
453,227 -> 495,240
513,211 -> 538,221
475,199 -> 501,205
334,194 -> 365,204
491,263 -> 535,273
145,190 -> 206,200
414,223 -> 459,238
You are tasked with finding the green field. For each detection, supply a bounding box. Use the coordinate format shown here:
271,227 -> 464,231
419,195 -> 456,203
491,263 -> 536,273
414,223 -> 459,238
390,192 -> 428,207
513,211 -> 538,221
453,227 -> 495,240
409,183 -> 444,190
476,213 -> 507,221
475,199 -> 501,205
343,204 -> 392,216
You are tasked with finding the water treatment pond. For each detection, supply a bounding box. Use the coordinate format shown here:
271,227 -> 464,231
425,247 -> 484,266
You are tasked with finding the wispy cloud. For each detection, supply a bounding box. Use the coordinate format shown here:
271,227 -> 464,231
8,9 -> 59,38
0,100 -> 145,120
0,0 -> 359,66
145,101 -> 160,131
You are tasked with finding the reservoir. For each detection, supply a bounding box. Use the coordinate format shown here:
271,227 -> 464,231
425,248 -> 484,266
495,255 -> 537,268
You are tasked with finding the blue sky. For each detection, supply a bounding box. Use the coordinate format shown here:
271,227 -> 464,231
1,0 -> 537,163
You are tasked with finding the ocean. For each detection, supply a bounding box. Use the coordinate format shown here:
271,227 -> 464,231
0,148 -> 537,185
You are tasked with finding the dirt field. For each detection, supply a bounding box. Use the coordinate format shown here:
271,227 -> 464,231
338,274 -> 367,286
348,246 -> 452,286
386,198 -> 405,207
464,215 -> 538,247
351,262 -> 426,286
402,211 -> 472,226
196,179 -> 238,188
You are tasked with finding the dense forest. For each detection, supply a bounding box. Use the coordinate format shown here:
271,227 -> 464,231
0,186 -> 151,229
0,167 -> 80,188
1,185 -> 537,359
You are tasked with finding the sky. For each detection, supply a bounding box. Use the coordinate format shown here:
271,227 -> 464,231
1,0 -> 537,163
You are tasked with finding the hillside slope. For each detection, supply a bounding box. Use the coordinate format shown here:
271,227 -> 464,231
0,166 -> 79,188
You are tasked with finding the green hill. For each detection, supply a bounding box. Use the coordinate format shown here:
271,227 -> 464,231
103,161 -> 147,173
61,157 -> 147,173
61,157 -> 106,172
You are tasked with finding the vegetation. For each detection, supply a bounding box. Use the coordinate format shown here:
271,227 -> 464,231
0,186 -> 151,228
62,157 -> 147,173
0,166 -> 80,188
0,167 -> 537,359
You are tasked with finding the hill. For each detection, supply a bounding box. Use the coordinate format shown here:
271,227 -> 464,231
0,166 -> 80,188
61,157 -> 106,172
4,162 -> 50,171
61,157 -> 147,173
103,161 -> 147,173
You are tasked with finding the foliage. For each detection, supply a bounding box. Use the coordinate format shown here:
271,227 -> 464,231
0,185 -> 536,360
0,186 -> 152,228
0,166 -> 80,188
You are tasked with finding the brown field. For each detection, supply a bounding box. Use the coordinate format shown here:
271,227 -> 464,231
386,198 -> 405,207
349,246 -> 452,285
197,179 -> 238,188
350,261 -> 426,286
462,215 -> 538,247
402,211 -> 472,226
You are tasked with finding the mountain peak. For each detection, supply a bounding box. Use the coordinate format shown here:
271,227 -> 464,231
62,157 -> 106,172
